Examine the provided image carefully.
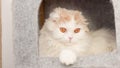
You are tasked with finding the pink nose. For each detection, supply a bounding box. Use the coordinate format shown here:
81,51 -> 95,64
69,37 -> 72,40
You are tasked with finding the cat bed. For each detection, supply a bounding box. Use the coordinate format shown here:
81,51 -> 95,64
13,0 -> 120,68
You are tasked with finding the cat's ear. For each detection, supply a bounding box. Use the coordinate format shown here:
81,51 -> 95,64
49,11 -> 58,23
59,9 -> 71,22
74,11 -> 88,25
74,11 -> 82,21
49,7 -> 64,18
49,7 -> 64,23
49,7 -> 70,23
49,11 -> 59,19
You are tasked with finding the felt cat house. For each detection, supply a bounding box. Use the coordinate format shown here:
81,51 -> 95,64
12,0 -> 120,68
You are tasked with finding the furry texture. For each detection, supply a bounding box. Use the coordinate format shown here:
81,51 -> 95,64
13,0 -> 42,68
39,7 -> 116,65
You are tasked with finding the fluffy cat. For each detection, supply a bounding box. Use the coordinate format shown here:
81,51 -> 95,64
39,7 -> 116,65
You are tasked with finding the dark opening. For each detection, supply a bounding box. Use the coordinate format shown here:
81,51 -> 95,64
39,0 -> 115,31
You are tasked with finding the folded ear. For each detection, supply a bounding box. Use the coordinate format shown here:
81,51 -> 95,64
49,7 -> 64,19
49,10 -> 59,19
74,11 -> 88,25
49,7 -> 71,23
74,11 -> 82,21
49,8 -> 61,23
59,10 -> 71,22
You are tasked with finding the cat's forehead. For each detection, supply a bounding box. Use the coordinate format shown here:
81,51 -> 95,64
50,8 -> 87,24
58,20 -> 81,28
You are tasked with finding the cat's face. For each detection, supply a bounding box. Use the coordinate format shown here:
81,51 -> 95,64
45,8 -> 89,43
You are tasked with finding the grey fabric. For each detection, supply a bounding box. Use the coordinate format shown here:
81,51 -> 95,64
13,0 -> 42,68
13,0 -> 120,68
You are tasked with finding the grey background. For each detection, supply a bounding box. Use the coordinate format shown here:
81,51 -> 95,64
13,0 -> 120,68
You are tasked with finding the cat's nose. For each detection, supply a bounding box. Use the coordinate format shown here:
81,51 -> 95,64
69,37 -> 73,40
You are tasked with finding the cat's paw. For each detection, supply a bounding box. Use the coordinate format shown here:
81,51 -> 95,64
59,50 -> 77,65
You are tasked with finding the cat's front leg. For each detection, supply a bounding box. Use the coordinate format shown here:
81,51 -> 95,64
59,49 -> 77,65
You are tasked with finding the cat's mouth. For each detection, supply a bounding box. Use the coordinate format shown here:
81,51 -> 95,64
69,40 -> 72,43
64,39 -> 73,44
60,40 -> 73,44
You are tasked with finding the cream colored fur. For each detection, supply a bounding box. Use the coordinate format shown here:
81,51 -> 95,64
39,7 -> 116,65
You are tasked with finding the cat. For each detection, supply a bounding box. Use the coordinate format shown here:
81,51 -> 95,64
39,7 -> 116,65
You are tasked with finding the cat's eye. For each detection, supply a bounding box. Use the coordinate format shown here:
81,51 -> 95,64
74,28 -> 80,33
60,27 -> 67,33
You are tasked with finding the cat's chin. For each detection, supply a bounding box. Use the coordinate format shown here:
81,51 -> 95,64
60,40 -> 78,46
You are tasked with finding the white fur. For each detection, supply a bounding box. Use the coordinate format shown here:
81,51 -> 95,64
59,49 -> 77,65
39,8 -> 116,65
39,17 -> 90,57
39,21 -> 116,65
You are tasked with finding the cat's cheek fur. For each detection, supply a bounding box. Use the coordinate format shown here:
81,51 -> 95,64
59,50 -> 77,65
45,19 -> 57,31
52,30 -> 65,40
73,31 -> 88,42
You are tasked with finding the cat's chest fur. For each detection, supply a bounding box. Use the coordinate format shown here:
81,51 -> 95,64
39,30 -> 91,57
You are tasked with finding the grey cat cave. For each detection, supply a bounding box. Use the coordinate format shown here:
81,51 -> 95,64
13,0 -> 120,68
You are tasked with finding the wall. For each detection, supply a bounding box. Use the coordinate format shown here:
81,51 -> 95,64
0,0 -> 2,67
1,0 -> 15,68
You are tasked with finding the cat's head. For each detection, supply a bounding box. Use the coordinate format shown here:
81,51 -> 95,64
45,7 -> 89,43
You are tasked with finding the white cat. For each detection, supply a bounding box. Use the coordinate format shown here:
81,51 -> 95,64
39,7 -> 116,65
